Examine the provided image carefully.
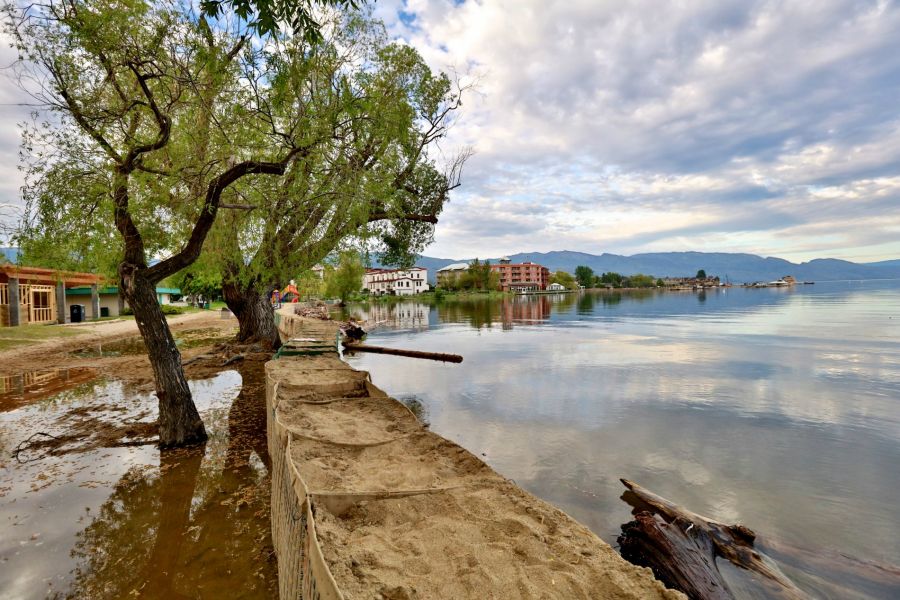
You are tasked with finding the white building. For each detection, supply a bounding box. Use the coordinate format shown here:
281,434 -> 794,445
363,267 -> 428,296
547,282 -> 566,291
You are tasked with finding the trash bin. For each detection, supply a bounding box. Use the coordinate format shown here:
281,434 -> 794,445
70,304 -> 85,323
100,307 -> 110,318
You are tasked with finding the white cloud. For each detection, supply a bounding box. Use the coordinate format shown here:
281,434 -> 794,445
385,0 -> 900,261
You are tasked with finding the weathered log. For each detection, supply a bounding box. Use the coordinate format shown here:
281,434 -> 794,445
342,343 -> 463,363
617,479 -> 809,600
341,321 -> 367,342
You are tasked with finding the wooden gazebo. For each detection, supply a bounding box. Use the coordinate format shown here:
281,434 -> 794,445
0,265 -> 103,326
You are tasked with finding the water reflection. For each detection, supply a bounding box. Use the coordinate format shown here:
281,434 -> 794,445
345,281 -> 900,599
0,364 -> 276,599
0,368 -> 98,412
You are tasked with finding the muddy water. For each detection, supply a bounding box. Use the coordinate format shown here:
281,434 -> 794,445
0,364 -> 276,599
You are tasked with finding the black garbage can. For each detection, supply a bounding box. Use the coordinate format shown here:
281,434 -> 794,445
100,307 -> 110,318
70,304 -> 85,323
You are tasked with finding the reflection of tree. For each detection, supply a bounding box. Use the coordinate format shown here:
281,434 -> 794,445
437,297 -> 497,330
550,292 -> 577,313
67,363 -> 276,599
577,292 -> 597,313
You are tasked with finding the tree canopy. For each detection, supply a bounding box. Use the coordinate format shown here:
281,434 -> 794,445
3,0 -> 466,446
574,265 -> 595,288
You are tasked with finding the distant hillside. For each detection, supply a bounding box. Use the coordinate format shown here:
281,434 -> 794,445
378,250 -> 900,284
866,259 -> 900,268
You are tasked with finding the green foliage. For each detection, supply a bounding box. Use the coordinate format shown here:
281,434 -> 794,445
123,304 -> 186,316
439,259 -> 499,292
203,12 -> 467,305
173,266 -> 223,301
296,269 -> 325,299
625,274 -> 656,288
574,265 -> 595,288
550,270 -> 577,290
324,251 -> 364,303
656,278 -> 665,287
697,269 -> 707,279
200,0 -> 361,41
597,271 -> 624,287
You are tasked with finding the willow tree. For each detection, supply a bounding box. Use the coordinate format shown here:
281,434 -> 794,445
204,16 -> 468,346
5,0 -> 359,447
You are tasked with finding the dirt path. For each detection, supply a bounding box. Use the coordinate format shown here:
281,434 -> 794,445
0,311 -> 239,387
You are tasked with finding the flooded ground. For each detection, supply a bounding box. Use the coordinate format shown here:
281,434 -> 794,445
0,361 -> 276,599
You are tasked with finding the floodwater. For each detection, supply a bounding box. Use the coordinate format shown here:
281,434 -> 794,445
344,280 -> 900,599
0,363 -> 276,599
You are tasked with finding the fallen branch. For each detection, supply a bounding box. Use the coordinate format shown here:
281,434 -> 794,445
13,432 -> 63,463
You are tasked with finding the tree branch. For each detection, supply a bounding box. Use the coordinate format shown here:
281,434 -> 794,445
368,212 -> 438,224
146,146 -> 309,282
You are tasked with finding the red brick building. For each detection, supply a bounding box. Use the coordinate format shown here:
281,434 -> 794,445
490,258 -> 550,292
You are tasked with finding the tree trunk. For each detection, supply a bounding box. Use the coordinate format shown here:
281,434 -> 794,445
123,272 -> 207,448
222,278 -> 281,349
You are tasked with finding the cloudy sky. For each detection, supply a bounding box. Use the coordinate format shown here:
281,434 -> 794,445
2,0 -> 899,262
371,0 -> 900,262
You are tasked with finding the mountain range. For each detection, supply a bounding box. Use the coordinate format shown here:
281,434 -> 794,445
379,251 -> 900,284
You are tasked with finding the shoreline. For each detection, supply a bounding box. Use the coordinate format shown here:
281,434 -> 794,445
268,308 -> 683,598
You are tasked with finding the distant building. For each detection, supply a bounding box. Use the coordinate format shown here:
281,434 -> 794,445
363,267 -> 428,296
311,264 -> 325,279
547,282 -> 566,291
490,261 -> 550,292
436,263 -> 469,287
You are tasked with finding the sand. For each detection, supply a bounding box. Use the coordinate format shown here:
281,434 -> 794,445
268,311 -> 685,600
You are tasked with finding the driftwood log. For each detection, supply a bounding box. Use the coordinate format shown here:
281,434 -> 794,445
342,342 -> 463,363
617,479 -> 809,600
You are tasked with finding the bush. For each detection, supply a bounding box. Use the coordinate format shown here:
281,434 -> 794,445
121,304 -> 184,316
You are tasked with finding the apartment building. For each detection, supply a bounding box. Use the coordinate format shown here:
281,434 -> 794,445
490,257 -> 550,292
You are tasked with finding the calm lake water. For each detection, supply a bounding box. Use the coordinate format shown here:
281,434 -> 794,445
345,281 -> 900,599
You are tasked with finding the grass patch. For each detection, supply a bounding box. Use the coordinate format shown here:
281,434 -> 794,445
0,338 -> 32,351
0,323 -> 88,342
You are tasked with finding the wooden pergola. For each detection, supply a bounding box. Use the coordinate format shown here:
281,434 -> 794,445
0,265 -> 103,326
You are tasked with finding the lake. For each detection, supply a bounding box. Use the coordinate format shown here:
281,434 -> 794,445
344,281 -> 900,599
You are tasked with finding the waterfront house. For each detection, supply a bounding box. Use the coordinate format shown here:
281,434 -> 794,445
363,267 -> 428,296
547,282 -> 567,291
